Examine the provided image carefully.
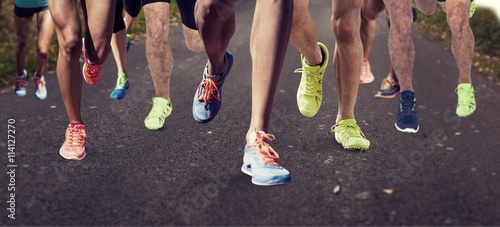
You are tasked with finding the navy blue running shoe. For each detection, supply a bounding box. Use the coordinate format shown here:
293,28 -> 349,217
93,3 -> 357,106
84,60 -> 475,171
395,91 -> 419,133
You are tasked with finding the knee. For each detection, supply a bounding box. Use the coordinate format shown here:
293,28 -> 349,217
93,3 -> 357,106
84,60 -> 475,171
37,48 -> 49,61
59,33 -> 81,58
15,39 -> 28,50
332,17 -> 358,45
446,12 -> 470,34
418,3 -> 436,15
197,0 -> 235,22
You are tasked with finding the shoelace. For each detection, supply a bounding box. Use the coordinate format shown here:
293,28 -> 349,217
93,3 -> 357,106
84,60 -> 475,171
331,122 -> 366,139
197,77 -> 221,106
35,78 -> 45,91
400,97 -> 416,116
294,68 -> 321,96
456,87 -> 475,108
248,131 -> 280,166
85,59 -> 102,78
15,79 -> 26,90
67,126 -> 86,147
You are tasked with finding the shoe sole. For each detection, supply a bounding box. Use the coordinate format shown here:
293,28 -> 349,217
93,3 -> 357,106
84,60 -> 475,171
395,123 -> 419,133
374,91 -> 400,99
456,113 -> 473,118
59,150 -> 86,161
145,125 -> 163,130
240,165 -> 290,186
144,118 -> 165,130
35,91 -> 47,100
359,76 -> 374,84
343,146 -> 369,151
335,137 -> 370,151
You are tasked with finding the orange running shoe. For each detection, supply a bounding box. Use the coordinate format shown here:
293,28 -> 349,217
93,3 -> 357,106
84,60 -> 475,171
82,38 -> 103,86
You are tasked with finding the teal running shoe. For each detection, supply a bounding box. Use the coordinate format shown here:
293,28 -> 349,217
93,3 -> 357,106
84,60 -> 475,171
241,131 -> 290,186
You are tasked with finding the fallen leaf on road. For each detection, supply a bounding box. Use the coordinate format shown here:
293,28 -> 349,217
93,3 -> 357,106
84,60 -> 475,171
90,106 -> 97,109
454,132 -> 462,136
383,189 -> 394,195
354,191 -> 370,200
446,147 -> 454,151
436,143 -> 444,147
324,156 -> 334,164
333,185 -> 340,194
50,105 -> 56,109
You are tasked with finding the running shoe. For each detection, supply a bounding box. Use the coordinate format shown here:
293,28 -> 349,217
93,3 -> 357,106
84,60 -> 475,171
411,0 -> 417,22
33,73 -> 47,100
374,74 -> 400,99
59,123 -> 86,160
193,51 -> 233,123
241,131 -> 290,186
82,38 -> 103,86
14,70 -> 27,96
469,0 -> 476,18
144,97 -> 172,130
126,34 -> 131,52
395,91 -> 419,133
456,83 -> 476,117
110,72 -> 130,100
412,7 -> 417,22
331,119 -> 370,151
294,42 -> 329,117
360,59 -> 374,84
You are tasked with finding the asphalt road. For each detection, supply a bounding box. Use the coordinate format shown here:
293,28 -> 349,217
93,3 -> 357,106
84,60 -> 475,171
1,1 -> 500,225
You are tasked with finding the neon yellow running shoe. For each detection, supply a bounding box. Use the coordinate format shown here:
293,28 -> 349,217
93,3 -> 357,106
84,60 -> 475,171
144,97 -> 172,130
331,119 -> 370,151
294,42 -> 329,117
456,83 -> 476,117
469,0 -> 476,18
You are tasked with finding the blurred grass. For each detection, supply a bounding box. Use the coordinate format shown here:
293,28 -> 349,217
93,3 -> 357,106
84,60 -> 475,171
416,5 -> 500,84
0,0 -> 180,89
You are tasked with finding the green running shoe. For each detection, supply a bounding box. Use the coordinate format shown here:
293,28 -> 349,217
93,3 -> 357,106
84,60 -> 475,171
110,72 -> 130,100
456,83 -> 476,117
144,97 -> 172,130
469,0 -> 476,18
331,119 -> 370,151
294,42 -> 329,117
